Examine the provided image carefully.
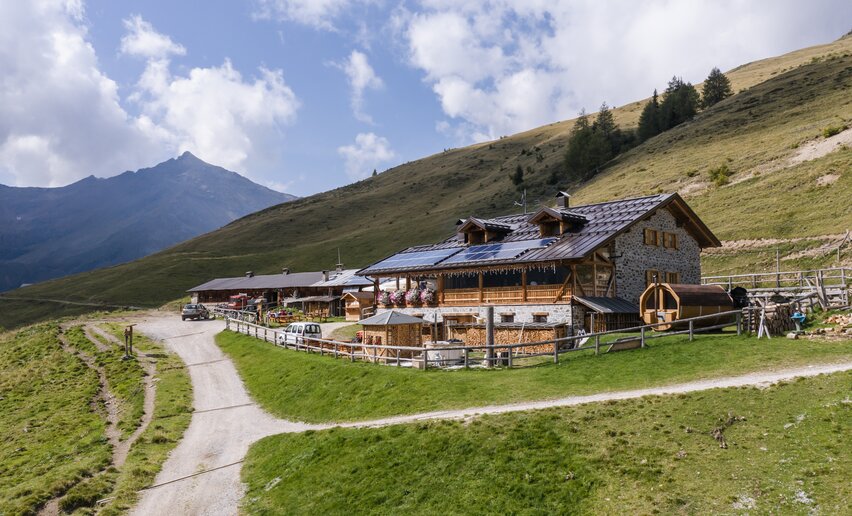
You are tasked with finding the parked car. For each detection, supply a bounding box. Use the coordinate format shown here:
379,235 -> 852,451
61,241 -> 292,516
182,304 -> 210,321
276,322 -> 322,345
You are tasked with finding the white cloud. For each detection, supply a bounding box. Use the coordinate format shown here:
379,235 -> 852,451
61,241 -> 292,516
337,132 -> 395,180
398,0 -> 852,143
120,14 -> 186,59
0,6 -> 301,190
0,0 -> 161,187
253,0 -> 356,30
335,50 -> 383,123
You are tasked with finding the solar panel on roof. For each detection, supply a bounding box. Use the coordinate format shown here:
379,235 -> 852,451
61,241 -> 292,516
367,247 -> 462,270
442,238 -> 556,265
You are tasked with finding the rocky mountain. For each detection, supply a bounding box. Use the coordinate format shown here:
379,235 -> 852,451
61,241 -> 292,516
0,152 -> 295,292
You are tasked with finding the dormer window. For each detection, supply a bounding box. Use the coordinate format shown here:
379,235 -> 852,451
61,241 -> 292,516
540,221 -> 561,237
466,229 -> 485,245
527,206 -> 587,238
457,217 -> 511,245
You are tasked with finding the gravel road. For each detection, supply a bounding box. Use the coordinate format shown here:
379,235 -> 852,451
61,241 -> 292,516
131,316 -> 324,516
131,313 -> 852,514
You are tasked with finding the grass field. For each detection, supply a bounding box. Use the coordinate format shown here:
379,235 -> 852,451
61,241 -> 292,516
216,329 -> 852,423
0,324 -> 110,514
1,37 -> 850,330
242,371 -> 851,514
0,321 -> 192,514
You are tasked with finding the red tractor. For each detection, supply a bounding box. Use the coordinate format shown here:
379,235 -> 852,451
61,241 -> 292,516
227,294 -> 249,310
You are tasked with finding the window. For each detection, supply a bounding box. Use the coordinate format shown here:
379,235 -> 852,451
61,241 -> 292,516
466,230 -> 485,245
645,269 -> 660,286
540,221 -> 561,237
500,313 -> 515,323
533,313 -> 548,323
666,272 -> 680,284
663,232 -> 678,249
643,228 -> 659,246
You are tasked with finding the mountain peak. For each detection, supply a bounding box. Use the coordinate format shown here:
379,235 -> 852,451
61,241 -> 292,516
178,150 -> 201,162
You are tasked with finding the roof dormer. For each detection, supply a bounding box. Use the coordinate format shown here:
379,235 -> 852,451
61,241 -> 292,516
457,217 -> 512,245
527,207 -> 587,237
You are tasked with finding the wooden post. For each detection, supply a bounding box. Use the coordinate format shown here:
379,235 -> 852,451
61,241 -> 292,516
553,339 -> 559,364
485,306 -> 494,368
479,273 -> 484,303
464,347 -> 469,368
594,333 -> 599,355
736,311 -> 742,336
640,327 -> 646,348
689,319 -> 694,342
522,269 -> 528,302
507,345 -> 513,368
422,348 -> 428,370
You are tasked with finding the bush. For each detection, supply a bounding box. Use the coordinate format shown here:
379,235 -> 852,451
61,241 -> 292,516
708,164 -> 732,186
822,125 -> 847,138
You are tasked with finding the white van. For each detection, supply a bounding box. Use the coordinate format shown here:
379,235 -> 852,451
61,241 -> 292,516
276,322 -> 322,346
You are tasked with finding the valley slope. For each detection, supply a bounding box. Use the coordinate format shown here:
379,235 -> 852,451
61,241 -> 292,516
1,36 -> 850,329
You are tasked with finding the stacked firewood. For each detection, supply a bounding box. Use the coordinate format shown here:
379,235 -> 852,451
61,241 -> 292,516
747,303 -> 796,336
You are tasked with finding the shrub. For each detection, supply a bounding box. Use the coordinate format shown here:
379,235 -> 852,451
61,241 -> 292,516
708,164 -> 732,186
822,125 -> 847,138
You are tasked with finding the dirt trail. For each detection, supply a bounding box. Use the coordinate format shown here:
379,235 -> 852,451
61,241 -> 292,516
129,313 -> 852,515
131,317 -> 322,516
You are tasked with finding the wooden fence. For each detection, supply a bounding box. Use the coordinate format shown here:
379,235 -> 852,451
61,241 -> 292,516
226,308 -> 754,370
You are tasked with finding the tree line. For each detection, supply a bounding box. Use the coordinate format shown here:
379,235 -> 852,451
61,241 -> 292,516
562,67 -> 732,183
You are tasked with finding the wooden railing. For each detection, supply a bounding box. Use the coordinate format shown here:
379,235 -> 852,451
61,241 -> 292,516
441,285 -> 568,306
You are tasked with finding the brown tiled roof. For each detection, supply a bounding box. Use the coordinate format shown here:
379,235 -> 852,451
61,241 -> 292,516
359,193 -> 719,276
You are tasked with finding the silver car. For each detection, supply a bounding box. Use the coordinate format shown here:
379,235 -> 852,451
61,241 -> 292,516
181,303 -> 210,321
276,322 -> 322,345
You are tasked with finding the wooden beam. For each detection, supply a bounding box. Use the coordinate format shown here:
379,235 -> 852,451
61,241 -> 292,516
522,269 -> 527,302
478,272 -> 484,303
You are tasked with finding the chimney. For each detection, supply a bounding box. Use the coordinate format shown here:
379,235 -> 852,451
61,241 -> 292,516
281,267 -> 290,275
556,191 -> 571,209
245,271 -> 254,278
336,262 -> 344,273
322,270 -> 330,281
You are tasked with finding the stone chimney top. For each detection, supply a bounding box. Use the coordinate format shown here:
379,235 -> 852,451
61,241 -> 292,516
245,271 -> 254,278
322,270 -> 330,281
556,191 -> 571,209
282,268 -> 290,275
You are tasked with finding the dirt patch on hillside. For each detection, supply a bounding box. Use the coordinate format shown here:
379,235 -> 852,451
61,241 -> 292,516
790,126 -> 852,165
815,173 -> 841,186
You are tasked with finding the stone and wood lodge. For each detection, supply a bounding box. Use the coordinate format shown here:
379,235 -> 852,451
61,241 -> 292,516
358,192 -> 720,335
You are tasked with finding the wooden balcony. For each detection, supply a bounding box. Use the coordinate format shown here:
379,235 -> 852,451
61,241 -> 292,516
441,285 -> 569,306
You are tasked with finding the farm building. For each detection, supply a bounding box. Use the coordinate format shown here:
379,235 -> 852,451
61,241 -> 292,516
187,266 -> 372,317
358,192 -> 720,337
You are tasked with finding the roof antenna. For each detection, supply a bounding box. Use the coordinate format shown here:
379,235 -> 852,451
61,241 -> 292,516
514,189 -> 527,214
336,248 -> 343,272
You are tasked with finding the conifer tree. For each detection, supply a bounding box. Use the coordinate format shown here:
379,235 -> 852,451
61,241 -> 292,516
659,76 -> 699,130
637,89 -> 661,142
701,67 -> 733,108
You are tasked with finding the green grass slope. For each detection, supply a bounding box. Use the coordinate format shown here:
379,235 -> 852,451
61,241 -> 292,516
217,329 -> 852,423
1,37 -> 850,329
242,371 -> 851,514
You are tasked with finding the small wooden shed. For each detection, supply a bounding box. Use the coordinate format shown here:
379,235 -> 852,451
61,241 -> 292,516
342,291 -> 375,321
639,283 -> 735,331
358,311 -> 425,359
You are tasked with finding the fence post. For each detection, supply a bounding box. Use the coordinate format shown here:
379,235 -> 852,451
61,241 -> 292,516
350,343 -> 355,362
264,328 -> 267,342
689,320 -> 694,342
464,348 -> 469,368
508,345 -> 513,368
553,341 -> 559,364
594,334 -> 600,355
225,317 -> 230,331
485,306 -> 495,368
423,348 -> 428,370
736,311 -> 742,336
334,342 -> 338,358
640,327 -> 646,348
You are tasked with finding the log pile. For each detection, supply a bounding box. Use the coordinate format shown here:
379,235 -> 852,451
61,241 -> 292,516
453,327 -> 562,354
747,303 -> 796,336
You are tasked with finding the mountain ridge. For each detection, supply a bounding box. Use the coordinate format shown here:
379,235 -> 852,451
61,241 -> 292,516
0,152 -> 296,292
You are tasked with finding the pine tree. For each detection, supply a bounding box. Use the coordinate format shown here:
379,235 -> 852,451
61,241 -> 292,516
509,164 -> 524,186
701,67 -> 733,108
659,76 -> 699,131
372,169 -> 377,177
592,102 -> 621,154
637,89 -> 661,142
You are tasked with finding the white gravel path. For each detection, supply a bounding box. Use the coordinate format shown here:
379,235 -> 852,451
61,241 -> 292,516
130,313 -> 852,515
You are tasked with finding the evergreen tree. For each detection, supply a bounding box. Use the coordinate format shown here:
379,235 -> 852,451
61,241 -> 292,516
637,89 -> 661,142
659,76 -> 699,131
592,102 -> 621,154
372,169 -> 377,177
701,67 -> 733,108
563,110 -> 593,181
509,164 -> 524,186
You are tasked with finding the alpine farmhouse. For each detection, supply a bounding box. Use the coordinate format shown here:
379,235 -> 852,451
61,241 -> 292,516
358,192 -> 720,336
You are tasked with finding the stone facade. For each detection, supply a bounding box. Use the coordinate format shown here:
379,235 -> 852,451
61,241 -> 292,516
613,208 -> 701,305
377,304 -> 578,327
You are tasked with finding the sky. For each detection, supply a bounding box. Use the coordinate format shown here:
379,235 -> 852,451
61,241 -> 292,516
0,1 -> 849,196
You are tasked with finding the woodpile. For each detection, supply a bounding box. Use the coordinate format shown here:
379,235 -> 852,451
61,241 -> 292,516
747,303 -> 796,336
452,326 -> 564,354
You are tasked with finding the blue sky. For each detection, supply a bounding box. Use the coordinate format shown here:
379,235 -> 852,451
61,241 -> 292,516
1,1 -> 849,196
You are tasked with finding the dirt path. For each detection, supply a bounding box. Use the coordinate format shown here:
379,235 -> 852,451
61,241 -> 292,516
131,317 -> 322,516
130,313 -> 852,515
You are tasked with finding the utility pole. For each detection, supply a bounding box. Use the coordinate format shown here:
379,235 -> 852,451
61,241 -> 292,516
513,189 -> 527,214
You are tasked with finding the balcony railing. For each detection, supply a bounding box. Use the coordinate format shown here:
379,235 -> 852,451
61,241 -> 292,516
441,285 -> 568,306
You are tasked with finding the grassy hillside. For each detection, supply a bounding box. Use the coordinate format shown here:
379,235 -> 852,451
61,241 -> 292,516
1,36 -> 850,329
242,371 -> 851,514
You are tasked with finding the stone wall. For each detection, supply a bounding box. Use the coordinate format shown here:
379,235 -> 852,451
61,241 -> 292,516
377,304 -> 577,327
613,208 -> 702,305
